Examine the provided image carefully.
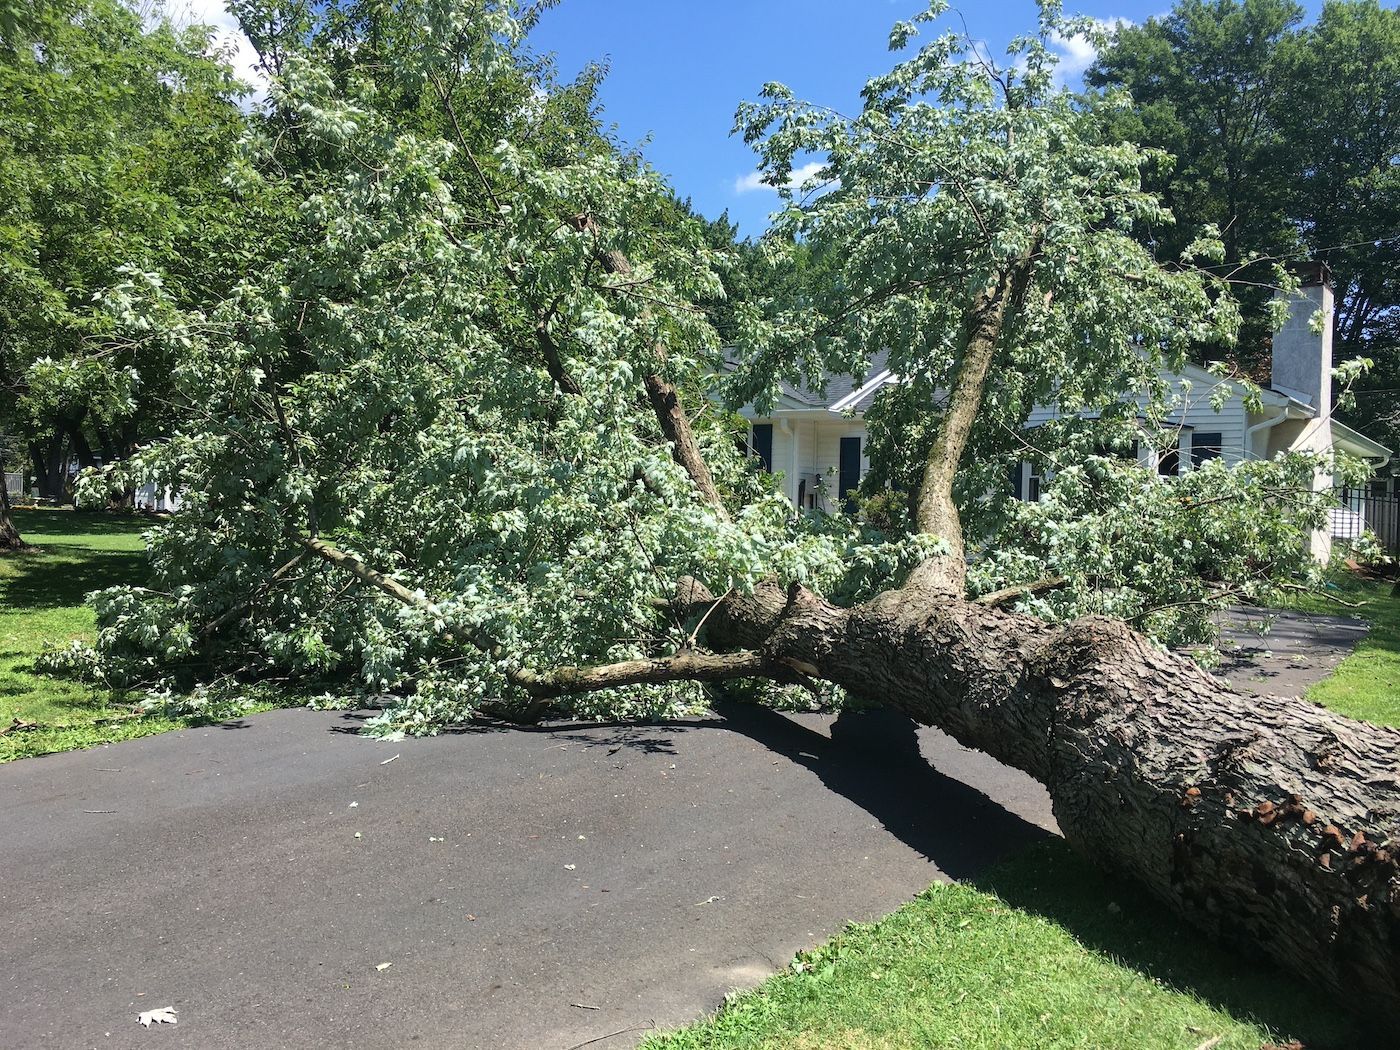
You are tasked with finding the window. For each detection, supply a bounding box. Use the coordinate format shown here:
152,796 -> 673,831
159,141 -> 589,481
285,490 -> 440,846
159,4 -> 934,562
1191,432 -> 1223,467
1010,460 -> 1042,501
1026,461 -> 1042,502
1093,440 -> 1139,460
1157,447 -> 1180,477
750,423 -> 773,473
838,436 -> 861,512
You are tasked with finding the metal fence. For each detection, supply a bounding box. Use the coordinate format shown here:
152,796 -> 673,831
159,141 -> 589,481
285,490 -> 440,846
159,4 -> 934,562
1332,485 -> 1400,559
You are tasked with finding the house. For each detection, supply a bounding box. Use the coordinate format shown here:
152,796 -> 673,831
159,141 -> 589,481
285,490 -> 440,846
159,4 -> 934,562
738,269 -> 1393,559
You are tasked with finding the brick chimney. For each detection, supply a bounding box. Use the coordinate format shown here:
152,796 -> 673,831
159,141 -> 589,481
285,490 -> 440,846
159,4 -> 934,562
1270,263 -> 1334,419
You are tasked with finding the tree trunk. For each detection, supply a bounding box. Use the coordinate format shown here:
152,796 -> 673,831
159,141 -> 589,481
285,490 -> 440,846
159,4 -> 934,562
0,453 -> 25,551
65,417 -> 97,470
32,428 -> 68,502
683,578 -> 1400,1017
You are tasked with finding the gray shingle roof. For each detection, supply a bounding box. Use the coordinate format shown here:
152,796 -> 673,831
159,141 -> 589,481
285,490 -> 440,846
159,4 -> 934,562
770,349 -> 891,411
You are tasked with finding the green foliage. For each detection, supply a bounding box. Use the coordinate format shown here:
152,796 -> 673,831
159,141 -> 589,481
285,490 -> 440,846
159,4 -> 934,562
1088,0 -> 1400,417
61,0 -> 1363,737
732,0 -> 1249,488
0,0 -> 252,514
67,0 -> 928,733
968,453 -> 1332,649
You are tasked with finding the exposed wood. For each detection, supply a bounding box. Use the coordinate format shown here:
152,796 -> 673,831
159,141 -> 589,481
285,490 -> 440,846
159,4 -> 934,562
975,575 -> 1069,606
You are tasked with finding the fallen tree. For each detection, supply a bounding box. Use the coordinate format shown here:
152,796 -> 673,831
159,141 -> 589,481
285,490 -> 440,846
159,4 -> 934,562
69,0 -> 1396,1022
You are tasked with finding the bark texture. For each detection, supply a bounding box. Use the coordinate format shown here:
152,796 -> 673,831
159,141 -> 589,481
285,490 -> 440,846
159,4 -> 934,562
0,471 -> 24,551
679,577 -> 1400,1018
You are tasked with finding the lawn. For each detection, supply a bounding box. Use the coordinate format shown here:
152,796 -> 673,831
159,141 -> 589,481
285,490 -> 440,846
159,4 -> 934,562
643,840 -> 1360,1050
1,509 -> 209,761
3,512 -> 1391,1043
1282,573 -> 1400,727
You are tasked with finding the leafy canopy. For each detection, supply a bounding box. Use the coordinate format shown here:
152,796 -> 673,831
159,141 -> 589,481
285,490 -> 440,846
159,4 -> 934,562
66,0 -> 1343,732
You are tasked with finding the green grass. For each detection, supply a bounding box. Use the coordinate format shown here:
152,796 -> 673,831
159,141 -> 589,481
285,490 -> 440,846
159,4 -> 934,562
1,508 -> 216,761
644,842 -> 1361,1050
1281,573 -> 1400,727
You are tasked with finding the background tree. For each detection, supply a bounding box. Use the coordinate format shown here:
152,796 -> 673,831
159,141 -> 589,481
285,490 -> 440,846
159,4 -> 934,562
51,0 -> 1400,1019
0,0 -> 248,546
1089,0 -> 1400,444
1273,0 -> 1400,447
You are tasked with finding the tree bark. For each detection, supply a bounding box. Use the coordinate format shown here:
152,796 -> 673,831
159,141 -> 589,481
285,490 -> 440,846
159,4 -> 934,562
593,242 -> 731,520
0,452 -> 25,551
675,577 -> 1400,1018
31,429 -> 67,502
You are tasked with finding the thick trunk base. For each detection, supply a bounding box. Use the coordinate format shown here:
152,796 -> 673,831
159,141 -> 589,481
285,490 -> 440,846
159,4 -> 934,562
687,579 -> 1400,1018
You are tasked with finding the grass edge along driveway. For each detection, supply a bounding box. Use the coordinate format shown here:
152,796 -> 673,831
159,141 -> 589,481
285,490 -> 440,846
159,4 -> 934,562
645,577 -> 1396,1050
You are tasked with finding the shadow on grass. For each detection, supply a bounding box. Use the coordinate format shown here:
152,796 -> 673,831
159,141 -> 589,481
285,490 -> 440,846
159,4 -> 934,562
977,842 -> 1361,1046
0,549 -> 148,610
9,507 -> 155,540
730,704 -> 1360,1045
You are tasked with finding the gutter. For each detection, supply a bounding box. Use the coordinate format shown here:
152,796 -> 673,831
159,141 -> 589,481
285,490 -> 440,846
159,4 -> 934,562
1245,407 -> 1292,460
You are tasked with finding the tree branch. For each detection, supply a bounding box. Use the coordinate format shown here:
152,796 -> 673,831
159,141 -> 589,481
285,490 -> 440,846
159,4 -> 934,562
909,239 -> 1041,593
975,575 -> 1069,607
299,540 -> 770,707
591,236 -> 730,520
511,649 -> 771,698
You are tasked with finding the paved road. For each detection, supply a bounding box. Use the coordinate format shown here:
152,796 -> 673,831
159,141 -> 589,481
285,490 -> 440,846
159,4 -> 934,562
1217,607 -> 1371,698
0,704 -> 1056,1050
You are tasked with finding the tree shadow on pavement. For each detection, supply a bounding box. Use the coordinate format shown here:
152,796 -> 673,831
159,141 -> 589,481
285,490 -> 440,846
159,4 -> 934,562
711,700 -> 1052,881
716,700 -> 1361,1045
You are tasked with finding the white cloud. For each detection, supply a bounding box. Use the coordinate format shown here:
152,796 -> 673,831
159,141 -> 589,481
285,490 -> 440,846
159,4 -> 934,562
733,160 -> 826,196
164,0 -> 269,103
1048,30 -> 1098,75
1048,18 -> 1130,85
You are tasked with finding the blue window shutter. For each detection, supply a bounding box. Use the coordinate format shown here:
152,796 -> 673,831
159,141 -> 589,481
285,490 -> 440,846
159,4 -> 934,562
751,424 -> 774,473
839,436 -> 861,512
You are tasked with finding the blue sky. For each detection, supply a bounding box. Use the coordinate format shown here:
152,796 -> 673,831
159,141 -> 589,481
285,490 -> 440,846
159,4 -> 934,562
526,0 -> 1323,238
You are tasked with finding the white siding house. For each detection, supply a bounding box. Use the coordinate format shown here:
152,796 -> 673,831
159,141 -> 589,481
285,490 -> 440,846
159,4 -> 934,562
739,274 -> 1392,559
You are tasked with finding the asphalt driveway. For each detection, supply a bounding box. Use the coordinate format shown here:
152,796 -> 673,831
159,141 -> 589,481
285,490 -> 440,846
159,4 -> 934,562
1,607 -> 1366,1050
0,703 -> 1055,1050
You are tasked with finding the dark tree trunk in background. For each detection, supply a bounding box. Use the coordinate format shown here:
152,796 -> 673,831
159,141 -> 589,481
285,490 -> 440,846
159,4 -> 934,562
0,453 -> 25,550
680,578 -> 1400,1017
31,429 -> 68,502
64,418 -> 97,471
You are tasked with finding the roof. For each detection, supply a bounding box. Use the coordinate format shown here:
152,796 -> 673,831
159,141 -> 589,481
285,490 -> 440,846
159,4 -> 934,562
1332,420 -> 1393,464
784,349 -> 891,411
731,349 -> 1394,465
728,349 -> 892,413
